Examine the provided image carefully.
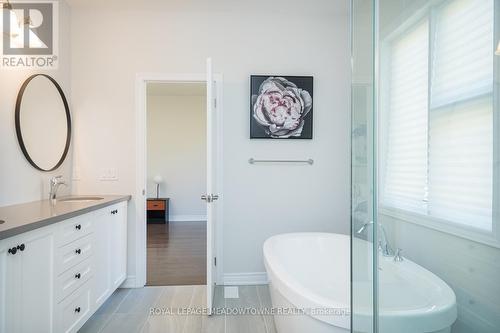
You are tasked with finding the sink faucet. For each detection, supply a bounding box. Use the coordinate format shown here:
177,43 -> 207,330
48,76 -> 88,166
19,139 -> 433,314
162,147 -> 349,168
357,221 -> 394,257
49,176 -> 67,201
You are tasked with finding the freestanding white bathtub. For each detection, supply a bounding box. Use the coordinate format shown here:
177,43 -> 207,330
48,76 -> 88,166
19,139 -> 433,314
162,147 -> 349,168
263,233 -> 457,333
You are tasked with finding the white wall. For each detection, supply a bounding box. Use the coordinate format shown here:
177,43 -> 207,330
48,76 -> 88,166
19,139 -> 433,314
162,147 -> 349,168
69,0 -> 351,279
147,92 -> 207,220
0,0 -> 72,207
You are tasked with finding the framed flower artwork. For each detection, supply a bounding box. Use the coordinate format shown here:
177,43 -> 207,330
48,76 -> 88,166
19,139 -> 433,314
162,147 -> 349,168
250,75 -> 313,139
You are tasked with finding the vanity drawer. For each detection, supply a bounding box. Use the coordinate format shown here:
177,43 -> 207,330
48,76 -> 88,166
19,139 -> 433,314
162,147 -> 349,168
56,257 -> 93,302
59,280 -> 91,333
56,214 -> 93,247
56,234 -> 93,275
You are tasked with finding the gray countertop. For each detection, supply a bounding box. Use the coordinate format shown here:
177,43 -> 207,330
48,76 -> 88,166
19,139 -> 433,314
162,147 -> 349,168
0,195 -> 131,240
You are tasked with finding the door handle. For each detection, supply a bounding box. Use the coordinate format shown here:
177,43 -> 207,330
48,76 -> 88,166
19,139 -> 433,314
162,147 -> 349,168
201,194 -> 220,203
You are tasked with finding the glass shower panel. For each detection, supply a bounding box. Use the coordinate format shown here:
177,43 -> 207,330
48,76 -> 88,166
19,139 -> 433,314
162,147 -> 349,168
377,0 -> 500,332
351,0 -> 377,332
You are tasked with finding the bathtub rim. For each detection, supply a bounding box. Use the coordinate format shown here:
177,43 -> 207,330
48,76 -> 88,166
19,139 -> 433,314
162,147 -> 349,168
263,232 -> 351,329
263,232 -> 458,333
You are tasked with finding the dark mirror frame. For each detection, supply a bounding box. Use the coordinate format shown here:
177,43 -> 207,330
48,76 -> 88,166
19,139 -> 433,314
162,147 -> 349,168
15,74 -> 72,172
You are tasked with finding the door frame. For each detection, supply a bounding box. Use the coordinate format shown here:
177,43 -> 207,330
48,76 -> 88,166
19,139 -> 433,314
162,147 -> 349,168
134,72 -> 224,288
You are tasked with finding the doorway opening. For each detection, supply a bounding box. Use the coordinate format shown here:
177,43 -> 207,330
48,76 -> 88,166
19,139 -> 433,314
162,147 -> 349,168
135,64 -> 223,311
145,82 -> 207,286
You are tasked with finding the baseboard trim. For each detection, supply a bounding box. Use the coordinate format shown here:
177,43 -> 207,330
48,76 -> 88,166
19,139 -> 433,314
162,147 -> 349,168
223,272 -> 268,286
120,275 -> 139,288
170,215 -> 207,222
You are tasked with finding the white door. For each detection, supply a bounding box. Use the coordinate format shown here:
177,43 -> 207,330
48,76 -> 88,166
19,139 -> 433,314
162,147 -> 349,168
204,57 -> 219,313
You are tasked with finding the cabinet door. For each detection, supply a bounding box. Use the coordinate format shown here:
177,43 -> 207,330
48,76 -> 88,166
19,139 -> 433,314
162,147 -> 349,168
19,230 -> 55,333
110,202 -> 127,288
0,229 -> 55,333
91,209 -> 111,308
0,240 -> 21,333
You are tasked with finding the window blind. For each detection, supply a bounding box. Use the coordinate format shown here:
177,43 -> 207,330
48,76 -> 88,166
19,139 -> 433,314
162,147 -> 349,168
429,0 -> 494,230
430,0 -> 494,108
428,98 -> 493,230
382,0 -> 494,232
382,20 -> 429,214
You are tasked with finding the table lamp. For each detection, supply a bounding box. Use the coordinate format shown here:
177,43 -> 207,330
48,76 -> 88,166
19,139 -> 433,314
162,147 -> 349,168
153,175 -> 163,199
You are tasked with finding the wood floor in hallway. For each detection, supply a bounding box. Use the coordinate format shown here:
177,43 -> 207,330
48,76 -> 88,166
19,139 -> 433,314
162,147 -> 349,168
147,222 -> 207,286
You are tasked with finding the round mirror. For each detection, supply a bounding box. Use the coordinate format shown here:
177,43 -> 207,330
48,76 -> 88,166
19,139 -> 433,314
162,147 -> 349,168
15,74 -> 71,172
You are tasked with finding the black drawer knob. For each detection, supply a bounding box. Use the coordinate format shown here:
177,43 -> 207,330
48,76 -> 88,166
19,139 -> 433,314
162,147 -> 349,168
75,224 -> 82,230
75,249 -> 81,254
8,247 -> 17,255
17,244 -> 25,251
75,273 -> 81,279
74,307 -> 81,313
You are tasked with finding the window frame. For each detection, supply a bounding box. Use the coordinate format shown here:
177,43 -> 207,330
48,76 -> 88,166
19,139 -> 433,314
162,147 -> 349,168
378,0 -> 500,248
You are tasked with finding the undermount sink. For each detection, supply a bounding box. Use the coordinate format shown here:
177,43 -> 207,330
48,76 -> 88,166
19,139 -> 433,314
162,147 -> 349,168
58,196 -> 104,203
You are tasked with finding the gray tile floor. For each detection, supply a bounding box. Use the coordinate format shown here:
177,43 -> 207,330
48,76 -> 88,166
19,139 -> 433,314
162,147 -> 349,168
78,285 -> 277,333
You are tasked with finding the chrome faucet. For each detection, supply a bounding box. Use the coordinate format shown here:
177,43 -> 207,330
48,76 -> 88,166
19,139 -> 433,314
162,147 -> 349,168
393,248 -> 404,262
357,221 -> 394,257
49,176 -> 67,201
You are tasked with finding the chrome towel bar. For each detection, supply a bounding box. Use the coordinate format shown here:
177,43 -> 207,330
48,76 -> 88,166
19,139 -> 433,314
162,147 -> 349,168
248,158 -> 314,165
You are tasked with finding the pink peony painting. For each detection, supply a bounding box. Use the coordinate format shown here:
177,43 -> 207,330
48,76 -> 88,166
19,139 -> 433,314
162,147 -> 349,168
250,76 -> 313,139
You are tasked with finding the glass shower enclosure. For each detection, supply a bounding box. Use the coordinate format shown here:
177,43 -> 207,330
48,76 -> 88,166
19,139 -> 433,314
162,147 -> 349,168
351,0 -> 500,332
351,0 -> 376,332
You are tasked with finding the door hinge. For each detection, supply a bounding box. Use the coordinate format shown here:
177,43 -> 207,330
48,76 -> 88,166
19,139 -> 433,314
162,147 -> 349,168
214,257 -> 217,266
214,98 -> 217,108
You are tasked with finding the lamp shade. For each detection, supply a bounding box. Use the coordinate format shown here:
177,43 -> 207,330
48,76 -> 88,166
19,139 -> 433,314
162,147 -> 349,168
153,175 -> 163,184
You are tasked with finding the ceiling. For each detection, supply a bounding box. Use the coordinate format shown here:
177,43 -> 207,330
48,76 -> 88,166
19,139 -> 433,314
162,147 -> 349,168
63,0 -> 346,17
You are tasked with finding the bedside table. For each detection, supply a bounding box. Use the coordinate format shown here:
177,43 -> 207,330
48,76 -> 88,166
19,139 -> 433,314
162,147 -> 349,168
147,198 -> 170,223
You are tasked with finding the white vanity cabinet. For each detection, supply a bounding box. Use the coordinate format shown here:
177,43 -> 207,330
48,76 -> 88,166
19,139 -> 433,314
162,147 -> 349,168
91,202 -> 127,309
0,199 -> 128,333
110,203 -> 127,289
91,208 -> 112,309
0,228 -> 56,333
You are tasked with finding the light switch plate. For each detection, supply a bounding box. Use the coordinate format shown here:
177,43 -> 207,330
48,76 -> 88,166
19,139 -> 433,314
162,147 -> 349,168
99,168 -> 118,181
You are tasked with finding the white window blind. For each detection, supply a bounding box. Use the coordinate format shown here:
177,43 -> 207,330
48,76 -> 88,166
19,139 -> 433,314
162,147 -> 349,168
428,0 -> 494,231
428,98 -> 493,230
382,20 -> 429,214
382,0 -> 494,232
430,0 -> 494,108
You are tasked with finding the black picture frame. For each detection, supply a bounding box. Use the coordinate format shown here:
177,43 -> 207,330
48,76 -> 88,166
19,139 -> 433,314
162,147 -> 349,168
250,75 -> 313,139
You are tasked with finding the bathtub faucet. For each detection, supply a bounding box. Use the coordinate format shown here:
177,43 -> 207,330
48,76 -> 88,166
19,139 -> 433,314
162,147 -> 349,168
357,221 -> 394,257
